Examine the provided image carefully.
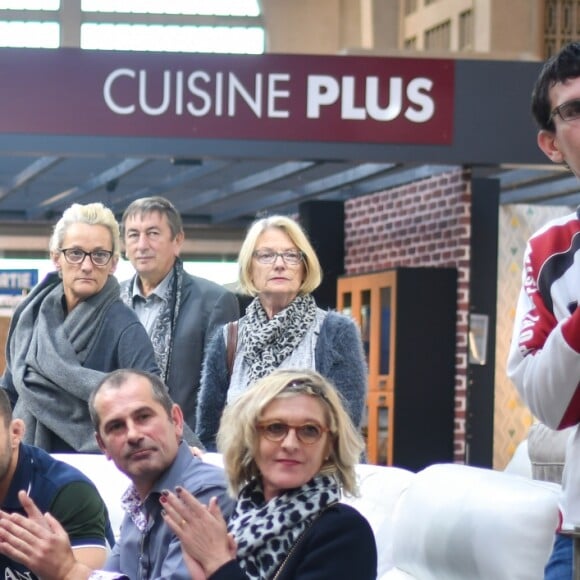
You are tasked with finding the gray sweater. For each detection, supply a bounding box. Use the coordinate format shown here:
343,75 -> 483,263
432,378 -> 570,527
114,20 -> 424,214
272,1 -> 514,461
195,310 -> 368,451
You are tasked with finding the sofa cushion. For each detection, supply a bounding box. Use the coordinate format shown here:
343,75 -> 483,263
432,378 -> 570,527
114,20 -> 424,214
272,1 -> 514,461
387,463 -> 560,580
343,464 -> 414,578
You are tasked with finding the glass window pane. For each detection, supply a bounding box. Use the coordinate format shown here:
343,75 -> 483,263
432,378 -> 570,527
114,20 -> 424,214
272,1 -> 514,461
82,0 -> 259,17
341,292 -> 352,317
0,0 -> 58,8
379,287 -> 391,376
81,23 -> 263,53
360,290 -> 371,363
0,21 -> 59,47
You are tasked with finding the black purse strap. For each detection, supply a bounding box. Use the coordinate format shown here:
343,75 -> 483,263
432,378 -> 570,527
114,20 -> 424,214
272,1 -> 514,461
226,320 -> 239,379
272,501 -> 339,580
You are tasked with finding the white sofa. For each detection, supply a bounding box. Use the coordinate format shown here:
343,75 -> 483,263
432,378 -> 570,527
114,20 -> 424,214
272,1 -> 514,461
53,453 -> 560,580
353,463 -> 560,580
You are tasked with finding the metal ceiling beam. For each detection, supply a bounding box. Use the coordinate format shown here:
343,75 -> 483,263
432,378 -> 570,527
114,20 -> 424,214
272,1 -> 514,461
212,162 -> 401,223
178,161 -> 317,212
110,159 -> 231,213
500,175 -> 580,204
0,10 -> 261,27
308,163 -> 400,194
80,12 -> 261,27
331,164 -> 458,200
536,192 -> 579,207
495,168 -> 566,188
0,156 -> 62,202
29,158 -> 150,218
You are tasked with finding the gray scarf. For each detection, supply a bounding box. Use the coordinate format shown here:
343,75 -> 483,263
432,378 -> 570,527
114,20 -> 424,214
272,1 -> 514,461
7,272 -> 120,452
120,258 -> 184,383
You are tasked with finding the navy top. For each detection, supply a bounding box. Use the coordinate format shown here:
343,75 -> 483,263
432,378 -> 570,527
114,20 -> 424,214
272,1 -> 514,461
1,443 -> 110,579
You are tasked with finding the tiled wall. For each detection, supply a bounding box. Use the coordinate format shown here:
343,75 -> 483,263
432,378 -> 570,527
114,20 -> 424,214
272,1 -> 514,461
344,167 -> 471,462
494,203 -> 573,468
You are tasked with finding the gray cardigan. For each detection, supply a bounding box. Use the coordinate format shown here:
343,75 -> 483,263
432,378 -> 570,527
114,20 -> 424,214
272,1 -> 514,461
195,310 -> 368,451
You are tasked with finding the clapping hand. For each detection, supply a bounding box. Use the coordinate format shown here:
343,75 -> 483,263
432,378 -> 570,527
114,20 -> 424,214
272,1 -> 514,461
161,487 -> 236,579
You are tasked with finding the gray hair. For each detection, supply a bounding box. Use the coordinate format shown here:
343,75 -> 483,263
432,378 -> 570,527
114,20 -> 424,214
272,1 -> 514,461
49,202 -> 121,259
121,196 -> 183,239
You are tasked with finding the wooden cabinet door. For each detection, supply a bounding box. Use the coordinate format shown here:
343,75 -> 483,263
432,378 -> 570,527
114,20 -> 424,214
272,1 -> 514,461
337,271 -> 396,464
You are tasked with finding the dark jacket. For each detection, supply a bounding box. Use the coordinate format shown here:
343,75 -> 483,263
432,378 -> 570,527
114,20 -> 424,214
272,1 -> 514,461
196,310 -> 368,451
121,271 -> 239,432
209,503 -> 377,580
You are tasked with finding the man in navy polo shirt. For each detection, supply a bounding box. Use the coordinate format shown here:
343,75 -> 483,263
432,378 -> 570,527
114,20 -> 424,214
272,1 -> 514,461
0,388 -> 110,578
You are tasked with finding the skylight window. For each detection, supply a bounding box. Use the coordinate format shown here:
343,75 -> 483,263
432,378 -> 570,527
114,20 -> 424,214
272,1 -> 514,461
0,21 -> 59,47
0,0 -> 263,52
81,0 -> 260,17
0,0 -> 58,8
81,23 -> 264,53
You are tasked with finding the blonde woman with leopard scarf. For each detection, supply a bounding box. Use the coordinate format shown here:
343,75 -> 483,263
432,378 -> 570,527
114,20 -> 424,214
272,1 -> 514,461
163,369 -> 377,580
196,215 -> 367,451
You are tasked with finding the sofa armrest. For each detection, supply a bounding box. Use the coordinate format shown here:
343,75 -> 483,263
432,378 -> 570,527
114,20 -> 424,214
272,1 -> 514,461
389,464 -> 560,580
343,464 -> 414,578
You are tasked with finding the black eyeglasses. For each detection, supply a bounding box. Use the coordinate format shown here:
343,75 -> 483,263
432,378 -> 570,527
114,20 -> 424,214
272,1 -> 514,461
252,250 -> 304,265
256,421 -> 329,445
59,248 -> 114,266
550,98 -> 580,123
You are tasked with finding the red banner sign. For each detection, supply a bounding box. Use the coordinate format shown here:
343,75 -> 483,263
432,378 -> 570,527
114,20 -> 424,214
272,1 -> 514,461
0,49 -> 454,145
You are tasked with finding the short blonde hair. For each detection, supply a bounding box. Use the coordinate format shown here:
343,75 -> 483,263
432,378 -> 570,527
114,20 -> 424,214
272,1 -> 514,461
237,215 -> 322,296
217,369 -> 364,497
49,202 -> 121,259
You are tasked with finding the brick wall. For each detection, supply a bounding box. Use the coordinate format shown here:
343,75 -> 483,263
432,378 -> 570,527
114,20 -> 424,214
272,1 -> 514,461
344,167 -> 472,462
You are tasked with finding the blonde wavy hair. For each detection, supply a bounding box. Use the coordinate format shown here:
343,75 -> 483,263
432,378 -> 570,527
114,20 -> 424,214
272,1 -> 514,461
237,215 -> 322,296
217,369 -> 364,497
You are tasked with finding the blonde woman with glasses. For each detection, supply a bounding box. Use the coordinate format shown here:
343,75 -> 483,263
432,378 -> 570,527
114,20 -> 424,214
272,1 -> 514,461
196,215 -> 367,451
0,202 -> 159,453
163,369 -> 377,580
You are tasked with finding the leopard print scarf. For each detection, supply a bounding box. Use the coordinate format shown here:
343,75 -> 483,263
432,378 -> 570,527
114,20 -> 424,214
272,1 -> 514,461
241,294 -> 317,383
228,474 -> 341,580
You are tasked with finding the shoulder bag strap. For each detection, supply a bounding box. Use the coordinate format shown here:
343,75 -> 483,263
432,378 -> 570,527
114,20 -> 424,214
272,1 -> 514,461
272,501 -> 339,580
226,320 -> 239,379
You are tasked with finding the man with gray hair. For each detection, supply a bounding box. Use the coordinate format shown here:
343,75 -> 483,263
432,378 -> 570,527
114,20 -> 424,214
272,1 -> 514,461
120,196 -> 239,434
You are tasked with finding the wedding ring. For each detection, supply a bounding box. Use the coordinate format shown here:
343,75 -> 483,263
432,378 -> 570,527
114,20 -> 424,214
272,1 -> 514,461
180,518 -> 186,528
